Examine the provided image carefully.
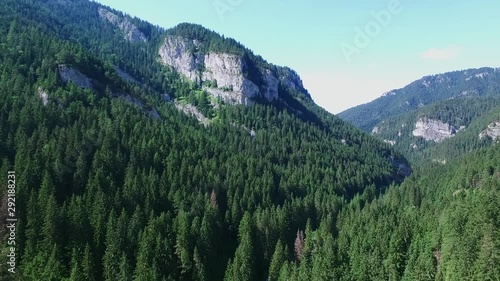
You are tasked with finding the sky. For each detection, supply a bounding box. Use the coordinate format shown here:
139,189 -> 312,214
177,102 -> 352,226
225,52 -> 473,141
94,0 -> 500,114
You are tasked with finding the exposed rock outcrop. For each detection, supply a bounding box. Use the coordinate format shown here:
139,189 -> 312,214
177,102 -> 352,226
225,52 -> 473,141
277,67 -> 307,95
432,159 -> 447,165
382,91 -> 396,97
98,8 -> 147,43
114,66 -> 141,85
58,64 -> 160,119
384,140 -> 396,146
175,102 -> 210,126
159,36 -> 202,82
58,64 -> 94,90
37,87 -> 49,106
412,118 -> 457,143
479,122 -> 500,141
201,52 -> 262,105
159,35 -> 300,105
116,93 -> 160,120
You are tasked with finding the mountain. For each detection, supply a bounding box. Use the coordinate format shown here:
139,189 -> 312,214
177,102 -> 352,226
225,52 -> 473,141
0,0 -> 413,280
338,67 -> 500,132
371,97 -> 500,163
1,0 -> 498,280
159,23 -> 310,105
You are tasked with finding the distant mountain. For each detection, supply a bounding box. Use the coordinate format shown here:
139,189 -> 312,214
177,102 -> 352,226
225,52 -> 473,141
371,97 -> 500,163
338,67 -> 500,132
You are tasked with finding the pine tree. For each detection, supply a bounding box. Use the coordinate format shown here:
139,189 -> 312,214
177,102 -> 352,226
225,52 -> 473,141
118,252 -> 132,281
103,211 -> 122,281
224,212 -> 256,281
43,244 -> 65,281
471,226 -> 500,281
81,244 -> 96,281
269,239 -> 287,281
69,247 -> 84,281
175,211 -> 193,277
193,246 -> 208,281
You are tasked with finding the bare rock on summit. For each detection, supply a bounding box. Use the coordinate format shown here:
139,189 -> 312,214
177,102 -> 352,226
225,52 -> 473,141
202,52 -> 261,105
158,36 -> 202,82
158,35 -> 281,105
98,8 -> 147,43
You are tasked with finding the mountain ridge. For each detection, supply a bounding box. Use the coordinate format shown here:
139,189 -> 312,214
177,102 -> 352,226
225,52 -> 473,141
339,67 -> 500,131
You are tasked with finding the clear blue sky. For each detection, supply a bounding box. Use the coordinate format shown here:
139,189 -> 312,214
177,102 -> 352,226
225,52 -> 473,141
94,0 -> 500,113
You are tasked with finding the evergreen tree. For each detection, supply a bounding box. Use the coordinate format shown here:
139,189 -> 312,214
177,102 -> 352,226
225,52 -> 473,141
268,240 -> 287,281
224,212 -> 255,281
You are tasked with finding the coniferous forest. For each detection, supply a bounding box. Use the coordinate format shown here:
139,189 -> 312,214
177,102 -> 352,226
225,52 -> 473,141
0,0 -> 499,281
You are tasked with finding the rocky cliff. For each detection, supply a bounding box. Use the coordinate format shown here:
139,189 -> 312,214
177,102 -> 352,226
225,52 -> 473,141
98,7 -> 147,43
479,121 -> 500,142
58,64 -> 94,90
412,118 -> 457,143
158,35 -> 306,105
175,102 -> 210,126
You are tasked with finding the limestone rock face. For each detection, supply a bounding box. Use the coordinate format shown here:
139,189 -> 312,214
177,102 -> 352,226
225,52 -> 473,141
412,118 -> 457,143
277,67 -> 307,94
479,122 -> 500,141
158,36 -> 202,82
201,52 -> 261,105
37,87 -> 49,106
262,69 -> 280,101
175,103 -> 210,126
114,66 -> 141,85
98,8 -> 147,43
158,35 -> 292,105
115,93 -> 160,120
58,65 -> 93,90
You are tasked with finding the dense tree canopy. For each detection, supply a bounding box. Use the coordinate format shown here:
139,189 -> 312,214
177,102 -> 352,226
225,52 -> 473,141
0,0 -> 498,281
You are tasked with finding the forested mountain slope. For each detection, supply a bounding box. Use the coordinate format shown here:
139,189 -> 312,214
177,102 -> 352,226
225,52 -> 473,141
0,0 -> 415,280
371,97 -> 500,163
339,67 -> 500,132
278,144 -> 500,281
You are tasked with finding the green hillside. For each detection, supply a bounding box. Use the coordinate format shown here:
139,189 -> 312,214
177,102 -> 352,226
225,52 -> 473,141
372,97 -> 500,163
0,0 -> 498,280
0,0 -> 405,280
339,68 -> 500,132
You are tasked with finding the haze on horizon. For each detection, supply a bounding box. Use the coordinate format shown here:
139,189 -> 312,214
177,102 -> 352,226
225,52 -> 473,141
94,0 -> 500,114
